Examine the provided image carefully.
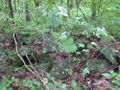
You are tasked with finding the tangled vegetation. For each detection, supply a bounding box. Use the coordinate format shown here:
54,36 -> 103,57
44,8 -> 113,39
0,0 -> 120,90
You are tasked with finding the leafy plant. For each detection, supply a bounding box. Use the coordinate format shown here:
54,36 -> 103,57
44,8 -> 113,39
72,80 -> 77,88
82,26 -> 108,38
51,31 -> 77,53
0,76 -> 42,90
73,57 -> 81,62
22,78 -> 41,90
0,76 -> 19,90
82,67 -> 89,78
78,43 -> 85,48
46,73 -> 67,90
72,80 -> 88,90
102,70 -> 120,89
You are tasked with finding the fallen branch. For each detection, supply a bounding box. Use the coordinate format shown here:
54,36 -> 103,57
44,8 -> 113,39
13,31 -> 49,90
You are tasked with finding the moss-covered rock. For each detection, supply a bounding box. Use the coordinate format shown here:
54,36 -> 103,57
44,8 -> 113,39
34,54 -> 55,71
86,59 -> 111,71
50,60 -> 71,80
100,48 -> 117,64
34,53 -> 51,63
99,36 -> 118,65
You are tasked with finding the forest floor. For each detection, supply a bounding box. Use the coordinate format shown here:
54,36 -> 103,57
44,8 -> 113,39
0,34 -> 120,90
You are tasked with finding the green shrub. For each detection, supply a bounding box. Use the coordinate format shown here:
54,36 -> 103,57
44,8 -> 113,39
102,70 -> 120,89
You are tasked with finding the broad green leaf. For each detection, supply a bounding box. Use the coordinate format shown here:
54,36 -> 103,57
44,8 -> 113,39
78,43 -> 85,48
47,83 -> 54,89
82,49 -> 89,53
63,44 -> 77,53
72,80 -> 77,88
77,52 -> 81,55
61,84 -> 67,89
102,73 -> 112,79
112,80 -> 120,85
82,68 -> 89,78
64,38 -> 74,45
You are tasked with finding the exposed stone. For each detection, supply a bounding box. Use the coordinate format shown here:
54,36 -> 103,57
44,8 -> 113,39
50,60 -> 71,80
100,48 -> 117,65
86,59 -> 111,71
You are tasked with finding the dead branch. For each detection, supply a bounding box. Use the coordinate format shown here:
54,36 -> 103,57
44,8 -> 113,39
13,31 -> 49,90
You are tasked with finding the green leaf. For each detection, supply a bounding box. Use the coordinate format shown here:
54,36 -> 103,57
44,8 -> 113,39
82,68 -> 89,78
61,84 -> 67,89
102,73 -> 112,79
78,43 -> 85,48
88,44 -> 94,49
109,70 -> 118,76
63,44 -> 77,53
77,52 -> 81,55
27,1 -> 35,9
64,38 -> 74,45
112,80 -> 120,85
47,83 -> 54,89
47,7 -> 63,27
33,81 -> 41,86
72,80 -> 77,88
82,49 -> 89,53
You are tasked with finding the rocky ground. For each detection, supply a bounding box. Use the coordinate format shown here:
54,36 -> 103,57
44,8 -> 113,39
0,34 -> 120,90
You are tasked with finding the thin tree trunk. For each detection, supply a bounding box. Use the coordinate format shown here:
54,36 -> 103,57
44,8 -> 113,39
14,0 -> 16,10
91,0 -> 96,20
67,0 -> 70,17
33,0 -> 39,7
8,0 -> 14,18
75,0 -> 79,15
0,0 -> 3,6
78,6 -> 88,22
75,0 -> 82,16
98,0 -> 102,15
75,0 -> 88,22
25,1 -> 31,22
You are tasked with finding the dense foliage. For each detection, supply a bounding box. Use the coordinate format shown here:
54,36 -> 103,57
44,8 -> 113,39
0,0 -> 120,90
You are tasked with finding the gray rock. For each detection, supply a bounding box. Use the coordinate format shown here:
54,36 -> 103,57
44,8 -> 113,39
99,36 -> 117,65
50,60 -> 71,80
86,59 -> 111,71
101,48 -> 117,64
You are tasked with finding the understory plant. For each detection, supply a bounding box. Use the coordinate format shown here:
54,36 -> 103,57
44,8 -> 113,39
102,70 -> 120,89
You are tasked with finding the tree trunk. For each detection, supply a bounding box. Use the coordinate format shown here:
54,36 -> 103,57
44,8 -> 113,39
8,0 -> 14,18
67,0 -> 70,17
91,0 -> 96,20
25,1 -> 31,22
98,0 -> 102,15
14,0 -> 16,10
33,0 -> 39,7
75,0 -> 79,15
75,0 -> 88,22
